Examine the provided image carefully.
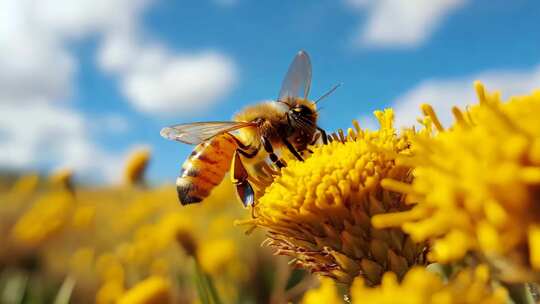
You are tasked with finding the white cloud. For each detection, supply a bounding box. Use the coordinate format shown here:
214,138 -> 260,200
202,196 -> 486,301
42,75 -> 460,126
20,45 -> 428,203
346,0 -> 467,48
391,64 -> 540,128
121,52 -> 237,113
98,33 -> 141,73
96,114 -> 131,134
0,103 -> 124,181
25,0 -> 149,39
0,0 -> 135,180
0,0 -> 237,180
98,33 -> 237,115
0,1 -> 75,103
0,39 -> 75,103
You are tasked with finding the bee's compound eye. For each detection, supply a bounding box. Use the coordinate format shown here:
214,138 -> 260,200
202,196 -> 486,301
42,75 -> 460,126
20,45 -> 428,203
293,105 -> 312,115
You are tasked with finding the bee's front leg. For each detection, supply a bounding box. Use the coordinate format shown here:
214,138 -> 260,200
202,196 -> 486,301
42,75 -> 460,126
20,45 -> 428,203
309,132 -> 321,146
316,126 -> 328,145
281,137 -> 304,161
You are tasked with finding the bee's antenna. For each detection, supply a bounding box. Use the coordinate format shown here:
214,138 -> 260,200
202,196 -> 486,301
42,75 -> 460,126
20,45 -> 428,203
315,83 -> 342,104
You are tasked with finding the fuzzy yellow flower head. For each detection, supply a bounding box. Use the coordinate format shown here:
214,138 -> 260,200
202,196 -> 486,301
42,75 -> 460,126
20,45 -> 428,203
197,238 -> 237,275
8,173 -> 39,200
117,276 -> 171,304
350,265 -> 508,304
50,168 -> 74,191
11,190 -> 74,247
301,277 -> 342,304
123,148 -> 151,186
374,82 -> 540,282
250,109 -> 427,285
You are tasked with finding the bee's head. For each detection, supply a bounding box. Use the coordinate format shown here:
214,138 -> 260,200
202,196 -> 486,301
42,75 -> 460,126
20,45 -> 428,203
287,99 -> 317,121
285,99 -> 318,139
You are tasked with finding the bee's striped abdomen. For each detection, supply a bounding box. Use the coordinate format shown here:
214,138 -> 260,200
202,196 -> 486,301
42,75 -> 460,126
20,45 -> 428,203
176,134 -> 237,205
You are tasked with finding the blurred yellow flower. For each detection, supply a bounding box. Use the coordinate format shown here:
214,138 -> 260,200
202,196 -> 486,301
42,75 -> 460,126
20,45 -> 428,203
69,247 -> 95,275
123,148 -> 151,186
71,205 -> 96,229
96,253 -> 125,283
158,212 -> 196,244
11,190 -> 73,247
173,226 -> 198,258
8,173 -> 39,199
117,276 -> 171,304
350,265 -> 508,304
150,258 -> 170,277
50,168 -> 74,192
301,277 -> 342,304
0,145 -> 282,303
197,238 -> 237,275
373,83 -> 540,281
96,279 -> 125,304
249,110 -> 426,284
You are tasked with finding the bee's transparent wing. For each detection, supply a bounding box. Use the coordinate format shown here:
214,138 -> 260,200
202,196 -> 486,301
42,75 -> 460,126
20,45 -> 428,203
160,121 -> 256,145
278,50 -> 312,102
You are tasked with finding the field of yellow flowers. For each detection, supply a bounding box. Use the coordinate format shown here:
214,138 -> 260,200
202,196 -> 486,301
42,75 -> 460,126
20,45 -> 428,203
0,149 -> 306,304
1,82 -> 540,303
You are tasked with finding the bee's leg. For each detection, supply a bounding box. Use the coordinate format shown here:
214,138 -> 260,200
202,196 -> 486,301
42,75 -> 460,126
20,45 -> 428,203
225,132 -> 264,156
310,132 -> 321,146
317,127 -> 328,145
261,136 -> 286,169
225,132 -> 250,150
231,150 -> 255,207
237,147 -> 258,158
281,137 -> 304,161
225,132 -> 259,158
225,132 -> 258,206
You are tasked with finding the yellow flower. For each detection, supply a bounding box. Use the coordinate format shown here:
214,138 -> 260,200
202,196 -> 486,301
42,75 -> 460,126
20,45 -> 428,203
301,277 -> 342,304
96,253 -> 125,283
8,173 -> 39,200
49,168 -> 74,192
373,82 -> 540,282
96,279 -> 125,304
123,148 -> 151,186
150,258 -> 170,277
175,229 -> 198,257
159,213 -> 198,257
71,205 -> 96,229
249,110 -> 427,285
11,190 -> 73,247
117,276 -> 171,304
350,265 -> 508,304
197,238 -> 237,275
69,247 -> 95,275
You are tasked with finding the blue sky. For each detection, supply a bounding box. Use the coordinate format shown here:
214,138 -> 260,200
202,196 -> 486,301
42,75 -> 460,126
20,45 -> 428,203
1,0 -> 540,183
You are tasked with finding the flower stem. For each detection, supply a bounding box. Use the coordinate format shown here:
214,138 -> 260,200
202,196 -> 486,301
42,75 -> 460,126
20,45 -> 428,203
505,282 -> 535,304
193,258 -> 223,304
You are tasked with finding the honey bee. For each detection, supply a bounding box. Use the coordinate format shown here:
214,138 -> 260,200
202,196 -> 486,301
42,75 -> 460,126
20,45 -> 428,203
160,51 -> 339,207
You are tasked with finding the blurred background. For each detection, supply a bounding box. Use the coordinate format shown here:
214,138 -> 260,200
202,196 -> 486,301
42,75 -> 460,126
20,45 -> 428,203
1,0 -> 540,303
